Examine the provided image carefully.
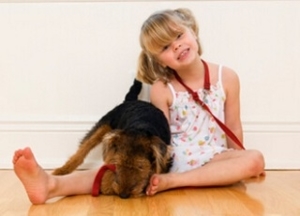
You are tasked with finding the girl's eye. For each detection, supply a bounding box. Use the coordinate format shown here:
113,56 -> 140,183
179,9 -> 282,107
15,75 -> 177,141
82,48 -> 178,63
177,33 -> 183,39
162,45 -> 169,51
161,33 -> 183,52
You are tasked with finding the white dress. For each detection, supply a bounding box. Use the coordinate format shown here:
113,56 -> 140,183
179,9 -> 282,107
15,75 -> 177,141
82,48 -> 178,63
168,65 -> 228,173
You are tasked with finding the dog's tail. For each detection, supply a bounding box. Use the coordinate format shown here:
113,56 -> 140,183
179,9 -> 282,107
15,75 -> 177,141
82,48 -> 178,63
124,79 -> 143,101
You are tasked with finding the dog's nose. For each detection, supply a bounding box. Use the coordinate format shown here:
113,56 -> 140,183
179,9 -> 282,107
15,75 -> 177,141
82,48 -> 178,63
119,193 -> 130,199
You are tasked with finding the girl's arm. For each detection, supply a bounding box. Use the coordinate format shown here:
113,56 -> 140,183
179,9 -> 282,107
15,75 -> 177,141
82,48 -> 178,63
149,80 -> 172,123
222,67 -> 244,150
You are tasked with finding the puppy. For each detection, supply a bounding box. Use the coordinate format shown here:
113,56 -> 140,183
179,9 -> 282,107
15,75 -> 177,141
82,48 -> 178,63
53,79 -> 172,198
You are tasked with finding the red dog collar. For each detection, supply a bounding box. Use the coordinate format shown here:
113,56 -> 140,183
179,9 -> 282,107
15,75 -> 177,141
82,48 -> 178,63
92,164 -> 116,196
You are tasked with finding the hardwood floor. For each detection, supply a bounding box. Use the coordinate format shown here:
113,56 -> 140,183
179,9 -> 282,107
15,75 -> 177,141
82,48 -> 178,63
0,170 -> 299,216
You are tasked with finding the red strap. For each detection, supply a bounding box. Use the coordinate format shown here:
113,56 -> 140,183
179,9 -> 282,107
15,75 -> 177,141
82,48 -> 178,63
173,60 -> 245,150
202,59 -> 210,91
92,164 -> 116,197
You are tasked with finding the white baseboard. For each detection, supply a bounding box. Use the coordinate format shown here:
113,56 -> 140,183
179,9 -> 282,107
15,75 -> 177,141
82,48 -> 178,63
1,118 -> 299,169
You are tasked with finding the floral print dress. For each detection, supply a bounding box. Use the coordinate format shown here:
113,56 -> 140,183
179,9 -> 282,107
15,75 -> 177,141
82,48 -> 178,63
168,65 -> 228,173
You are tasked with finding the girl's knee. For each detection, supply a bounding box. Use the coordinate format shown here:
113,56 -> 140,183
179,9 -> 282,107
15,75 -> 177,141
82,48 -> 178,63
247,150 -> 265,176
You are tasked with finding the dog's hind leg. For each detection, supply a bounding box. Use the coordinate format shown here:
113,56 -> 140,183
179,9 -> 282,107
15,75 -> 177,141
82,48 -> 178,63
52,125 -> 112,175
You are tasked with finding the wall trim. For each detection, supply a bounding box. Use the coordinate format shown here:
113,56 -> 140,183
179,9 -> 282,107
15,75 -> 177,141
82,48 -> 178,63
0,119 -> 94,132
242,121 -> 300,133
1,119 -> 299,133
1,118 -> 299,170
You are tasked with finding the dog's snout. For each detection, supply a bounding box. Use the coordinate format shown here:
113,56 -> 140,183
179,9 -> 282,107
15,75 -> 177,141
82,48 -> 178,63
119,193 -> 130,199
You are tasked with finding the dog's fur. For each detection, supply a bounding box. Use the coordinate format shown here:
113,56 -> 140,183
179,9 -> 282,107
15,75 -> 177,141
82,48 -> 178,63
53,79 -> 172,198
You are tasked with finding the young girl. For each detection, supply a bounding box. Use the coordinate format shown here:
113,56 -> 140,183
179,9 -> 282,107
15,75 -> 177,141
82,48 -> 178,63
12,8 -> 264,205
137,8 -> 265,195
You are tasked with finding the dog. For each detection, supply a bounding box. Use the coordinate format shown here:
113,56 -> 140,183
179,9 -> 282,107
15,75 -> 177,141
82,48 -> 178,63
52,79 -> 172,198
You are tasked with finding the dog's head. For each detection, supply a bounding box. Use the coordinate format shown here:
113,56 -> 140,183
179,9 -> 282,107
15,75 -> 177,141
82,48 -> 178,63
101,129 -> 171,198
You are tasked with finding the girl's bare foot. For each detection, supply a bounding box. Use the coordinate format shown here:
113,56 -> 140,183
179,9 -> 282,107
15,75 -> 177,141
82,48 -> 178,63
146,173 -> 174,196
13,147 -> 55,204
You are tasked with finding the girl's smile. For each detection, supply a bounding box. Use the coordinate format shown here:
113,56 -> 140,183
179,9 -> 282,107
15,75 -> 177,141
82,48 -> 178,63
177,48 -> 190,61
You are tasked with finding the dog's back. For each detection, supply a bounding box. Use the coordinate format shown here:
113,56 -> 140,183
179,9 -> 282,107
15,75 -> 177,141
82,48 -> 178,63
84,79 -> 171,145
102,100 -> 170,144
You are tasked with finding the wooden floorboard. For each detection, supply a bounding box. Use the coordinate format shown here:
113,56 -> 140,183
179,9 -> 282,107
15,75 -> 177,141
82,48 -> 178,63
0,170 -> 299,216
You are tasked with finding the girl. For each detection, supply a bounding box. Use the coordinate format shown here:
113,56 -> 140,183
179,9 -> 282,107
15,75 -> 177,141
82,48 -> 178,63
136,8 -> 265,196
12,8 -> 264,205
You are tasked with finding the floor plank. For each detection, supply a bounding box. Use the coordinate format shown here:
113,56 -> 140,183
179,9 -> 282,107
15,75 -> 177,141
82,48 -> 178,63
0,170 -> 299,216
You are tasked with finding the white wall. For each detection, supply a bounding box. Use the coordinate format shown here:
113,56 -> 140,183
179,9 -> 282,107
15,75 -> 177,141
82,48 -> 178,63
0,1 -> 299,169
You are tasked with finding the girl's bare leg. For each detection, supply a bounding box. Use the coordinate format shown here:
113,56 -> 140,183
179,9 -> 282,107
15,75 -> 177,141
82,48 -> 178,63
13,147 -> 98,204
146,149 -> 265,196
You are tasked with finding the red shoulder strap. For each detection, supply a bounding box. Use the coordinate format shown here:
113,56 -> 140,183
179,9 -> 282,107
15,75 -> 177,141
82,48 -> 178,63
173,60 -> 245,150
202,59 -> 210,91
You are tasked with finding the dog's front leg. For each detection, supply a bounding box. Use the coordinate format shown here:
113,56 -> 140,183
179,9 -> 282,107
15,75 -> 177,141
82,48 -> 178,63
53,125 -> 111,175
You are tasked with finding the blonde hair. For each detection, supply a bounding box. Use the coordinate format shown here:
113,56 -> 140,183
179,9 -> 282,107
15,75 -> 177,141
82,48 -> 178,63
137,8 -> 202,84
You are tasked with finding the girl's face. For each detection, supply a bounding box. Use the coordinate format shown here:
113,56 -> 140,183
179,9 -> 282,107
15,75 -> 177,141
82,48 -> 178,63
155,27 -> 199,71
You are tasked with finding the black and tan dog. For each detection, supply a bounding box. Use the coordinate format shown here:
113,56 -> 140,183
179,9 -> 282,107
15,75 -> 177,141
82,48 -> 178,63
53,79 -> 172,198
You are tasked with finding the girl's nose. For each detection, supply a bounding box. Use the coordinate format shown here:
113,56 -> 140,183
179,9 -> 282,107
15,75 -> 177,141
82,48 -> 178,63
174,44 -> 181,51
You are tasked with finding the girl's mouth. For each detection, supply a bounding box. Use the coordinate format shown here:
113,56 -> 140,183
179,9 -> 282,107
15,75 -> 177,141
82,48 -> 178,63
177,48 -> 190,60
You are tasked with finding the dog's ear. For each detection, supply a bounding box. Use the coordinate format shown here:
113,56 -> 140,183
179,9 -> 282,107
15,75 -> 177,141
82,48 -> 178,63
151,136 -> 171,173
102,130 -> 121,160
